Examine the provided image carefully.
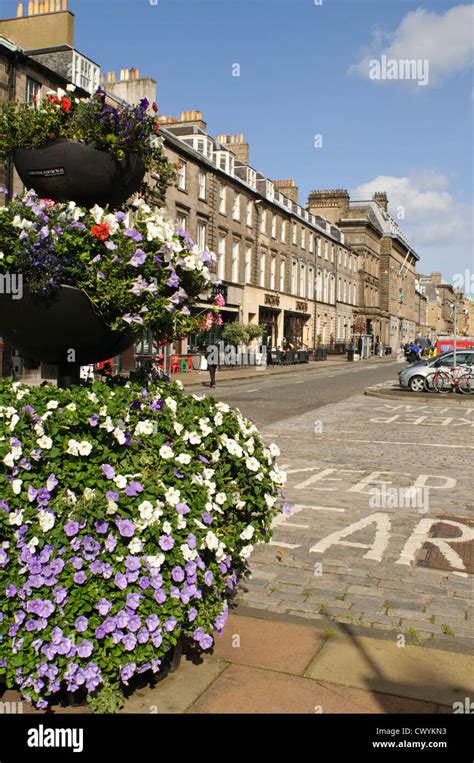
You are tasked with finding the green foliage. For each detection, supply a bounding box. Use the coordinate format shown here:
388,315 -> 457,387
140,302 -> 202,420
0,88 -> 175,197
0,377 -> 286,710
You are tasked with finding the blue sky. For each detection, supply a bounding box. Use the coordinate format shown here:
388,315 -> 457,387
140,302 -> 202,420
6,0 -> 473,278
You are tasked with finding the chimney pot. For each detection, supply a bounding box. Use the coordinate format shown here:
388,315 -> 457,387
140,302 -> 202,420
61,0 -> 67,10
16,2 -> 23,16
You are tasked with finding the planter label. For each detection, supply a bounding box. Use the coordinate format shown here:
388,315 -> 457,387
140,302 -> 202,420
27,167 -> 65,178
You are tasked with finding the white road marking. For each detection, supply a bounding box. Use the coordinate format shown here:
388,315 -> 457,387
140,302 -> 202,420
331,438 -> 474,449
292,503 -> 346,513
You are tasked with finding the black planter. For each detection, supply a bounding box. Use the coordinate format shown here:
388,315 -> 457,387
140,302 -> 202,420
0,285 -> 134,367
13,140 -> 145,208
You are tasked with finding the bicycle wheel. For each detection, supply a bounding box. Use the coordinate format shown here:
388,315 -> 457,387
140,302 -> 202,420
434,372 -> 451,393
458,373 -> 474,394
424,372 -> 437,392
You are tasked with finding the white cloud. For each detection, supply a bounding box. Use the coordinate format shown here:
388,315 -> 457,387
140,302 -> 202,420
349,5 -> 474,87
351,172 -> 473,275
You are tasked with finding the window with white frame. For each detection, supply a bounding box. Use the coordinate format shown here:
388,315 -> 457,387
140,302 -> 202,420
217,234 -> 226,280
323,272 -> 329,302
301,228 -> 305,249
344,250 -> 347,269
279,258 -> 286,292
291,258 -> 298,295
300,262 -> 307,297
270,255 -> 276,290
317,238 -> 321,258
331,244 -> 334,263
245,245 -> 252,283
246,167 -> 257,189
219,185 -> 226,214
177,161 -> 187,191
231,239 -> 240,282
292,223 -> 297,245
176,211 -> 187,230
308,265 -> 314,300
26,77 -> 41,106
246,200 -> 253,227
198,171 -> 206,200
316,271 -> 323,301
72,53 -> 99,94
281,220 -> 286,243
197,221 -> 207,250
309,233 -> 313,253
260,209 -> 267,234
337,277 -> 342,302
259,251 -> 266,287
343,280 -> 347,303
232,193 -> 241,221
271,214 -> 277,239
324,241 -> 328,260
352,283 -> 356,305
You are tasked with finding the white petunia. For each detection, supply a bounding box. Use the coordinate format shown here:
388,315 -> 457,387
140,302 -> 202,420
268,443 -> 280,457
3,453 -> 15,468
176,453 -> 191,465
205,531 -> 219,551
134,420 -> 155,436
165,487 -> 180,506
240,525 -> 255,541
46,400 -> 59,409
66,439 -> 80,456
38,510 -> 55,532
65,403 -> 77,412
146,554 -> 165,568
78,441 -> 93,456
83,488 -> 95,501
159,445 -> 174,459
215,492 -> 226,505
114,474 -> 127,489
165,397 -> 177,414
138,501 -> 154,520
246,457 -> 260,472
8,509 -> 23,525
129,538 -> 144,554
113,427 -> 126,445
240,544 -> 253,559
12,479 -> 22,495
162,521 -> 172,534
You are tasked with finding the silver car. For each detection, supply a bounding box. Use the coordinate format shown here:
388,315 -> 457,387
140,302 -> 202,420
398,350 -> 474,392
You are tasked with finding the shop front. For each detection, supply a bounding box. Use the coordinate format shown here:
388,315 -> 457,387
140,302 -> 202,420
283,306 -> 311,348
259,305 -> 281,348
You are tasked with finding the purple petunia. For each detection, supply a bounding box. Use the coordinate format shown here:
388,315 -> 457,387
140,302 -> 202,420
64,520 -> 79,537
124,228 -> 142,243
158,535 -> 174,551
73,571 -> 87,585
75,616 -> 88,632
101,464 -> 115,480
116,519 -> 135,538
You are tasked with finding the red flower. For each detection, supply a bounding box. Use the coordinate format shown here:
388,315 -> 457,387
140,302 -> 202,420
47,94 -> 60,105
91,223 -> 111,241
152,102 -> 159,113
61,96 -> 72,113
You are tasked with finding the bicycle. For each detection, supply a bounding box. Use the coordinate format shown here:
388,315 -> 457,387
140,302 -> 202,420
424,364 -> 473,394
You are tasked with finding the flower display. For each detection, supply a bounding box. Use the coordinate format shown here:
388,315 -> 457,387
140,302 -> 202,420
0,191 -> 220,344
0,87 -> 175,196
0,377 -> 286,711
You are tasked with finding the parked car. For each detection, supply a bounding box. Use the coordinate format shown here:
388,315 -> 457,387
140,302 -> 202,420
398,350 -> 474,392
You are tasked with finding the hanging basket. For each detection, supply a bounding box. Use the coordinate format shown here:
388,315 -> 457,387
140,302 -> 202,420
13,140 -> 145,208
0,285 -> 134,366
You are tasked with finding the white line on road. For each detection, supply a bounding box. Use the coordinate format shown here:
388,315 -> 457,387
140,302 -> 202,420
293,504 -> 346,513
331,438 -> 474,449
245,389 -> 258,393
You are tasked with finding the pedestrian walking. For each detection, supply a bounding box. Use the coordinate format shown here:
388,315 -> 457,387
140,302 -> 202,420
203,344 -> 218,388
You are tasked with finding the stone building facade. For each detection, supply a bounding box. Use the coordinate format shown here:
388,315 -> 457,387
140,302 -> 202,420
159,113 -> 358,351
308,189 -> 419,351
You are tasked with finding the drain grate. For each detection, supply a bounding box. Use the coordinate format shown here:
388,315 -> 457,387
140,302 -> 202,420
416,516 -> 474,574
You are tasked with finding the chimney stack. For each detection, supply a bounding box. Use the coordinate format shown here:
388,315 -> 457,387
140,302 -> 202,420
273,179 -> 299,204
215,133 -> 249,164
307,189 -> 349,225
373,191 -> 388,212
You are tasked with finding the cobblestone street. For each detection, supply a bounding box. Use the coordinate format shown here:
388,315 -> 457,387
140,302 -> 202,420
238,394 -> 474,651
